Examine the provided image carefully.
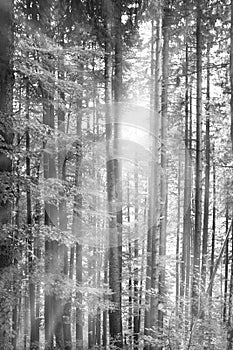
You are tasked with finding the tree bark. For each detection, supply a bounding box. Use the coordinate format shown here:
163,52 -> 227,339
231,0 -> 233,152
191,0 -> 202,318
0,1 -> 14,348
107,1 -> 123,348
223,202 -> 229,323
150,13 -> 162,350
43,89 -> 58,350
201,44 -> 210,295
75,114 -> 83,350
158,3 -> 170,334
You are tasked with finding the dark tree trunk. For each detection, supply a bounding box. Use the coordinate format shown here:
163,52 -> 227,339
25,80 -> 38,350
0,1 -> 14,349
191,0 -> 202,318
43,90 -> 58,350
107,1 -> 123,348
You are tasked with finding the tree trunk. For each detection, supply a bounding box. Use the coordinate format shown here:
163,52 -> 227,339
128,180 -> 133,349
75,116 -> 83,350
158,4 -> 169,335
0,1 -> 14,348
176,142 -> 181,318
191,0 -> 202,318
43,89 -> 58,350
181,5 -> 191,327
103,12 -> 112,348
25,80 -> 37,350
231,0 -> 233,152
209,157 -> 216,298
150,13 -> 162,350
201,44 -> 210,294
223,202 -> 229,323
107,1 -> 123,348
133,166 -> 140,349
227,222 -> 233,350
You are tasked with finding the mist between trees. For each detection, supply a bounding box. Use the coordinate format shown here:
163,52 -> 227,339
1,0 -> 233,350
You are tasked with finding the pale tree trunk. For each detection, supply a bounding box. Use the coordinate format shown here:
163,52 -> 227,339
227,222 -> 233,350
158,3 -> 170,335
13,134 -> 20,350
209,157 -> 216,298
181,3 -> 191,330
201,44 -> 210,297
223,201 -> 229,323
127,178 -> 133,349
228,0 -> 233,344
191,0 -> 202,319
208,155 -> 216,348
176,142 -> 181,318
75,112 -> 83,350
186,86 -> 192,323
133,167 -> 140,349
103,9 -> 112,348
34,164 -> 41,348
231,0 -> 233,152
144,20 -> 155,350
150,13 -> 162,350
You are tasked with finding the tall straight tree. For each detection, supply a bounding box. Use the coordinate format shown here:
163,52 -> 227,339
229,0 -> 233,344
150,10 -> 162,349
144,20 -> 155,349
0,1 -> 14,349
158,0 -> 170,333
181,0 -> 191,322
108,0 -> 123,348
103,2 -> 112,347
201,43 -> 210,293
231,0 -> 233,151
191,0 -> 202,318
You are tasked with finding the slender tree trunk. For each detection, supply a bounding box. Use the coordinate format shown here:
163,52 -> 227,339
25,80 -> 37,350
150,13 -> 162,350
0,1 -> 14,348
128,181 -> 133,349
103,250 -> 108,349
34,164 -> 41,346
227,221 -> 233,350
181,5 -> 192,330
75,115 -> 83,350
103,13 -> 112,348
228,0 -> 233,343
191,0 -> 202,318
201,44 -> 210,293
231,0 -> 233,152
158,4 -> 169,335
176,143 -> 181,317
209,157 -> 216,298
43,89 -> 58,350
223,202 -> 229,323
133,166 -> 140,349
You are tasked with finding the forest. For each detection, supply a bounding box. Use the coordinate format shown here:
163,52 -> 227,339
1,0 -> 233,349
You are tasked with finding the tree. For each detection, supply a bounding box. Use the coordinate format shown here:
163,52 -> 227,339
191,0 -> 203,319
0,1 -> 14,349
